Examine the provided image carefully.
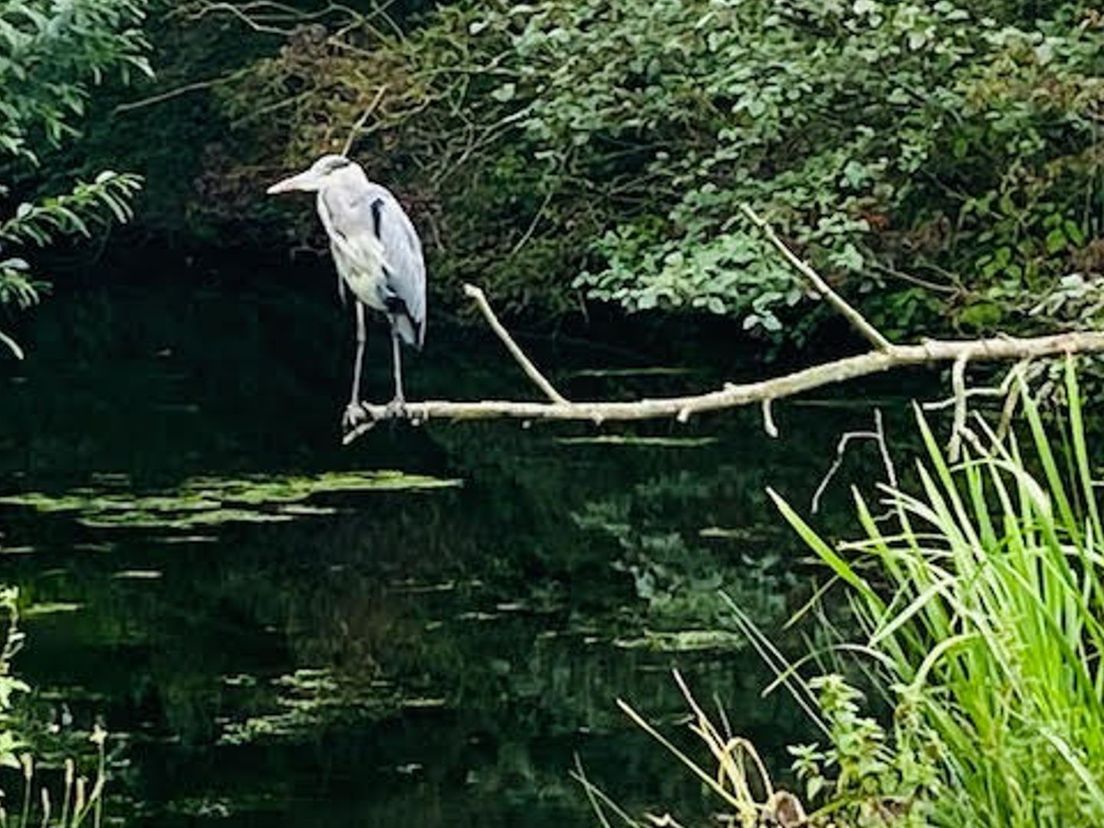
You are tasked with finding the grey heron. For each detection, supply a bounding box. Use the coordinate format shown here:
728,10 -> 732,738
266,154 -> 426,427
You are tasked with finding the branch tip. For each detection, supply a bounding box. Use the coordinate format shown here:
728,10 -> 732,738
762,398 -> 779,438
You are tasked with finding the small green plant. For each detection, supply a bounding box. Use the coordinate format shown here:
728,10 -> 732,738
0,588 -> 29,770
0,589 -> 110,828
3,734 -> 110,828
787,676 -> 938,827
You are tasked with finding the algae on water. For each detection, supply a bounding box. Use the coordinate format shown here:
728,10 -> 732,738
217,668 -> 403,745
0,471 -> 461,532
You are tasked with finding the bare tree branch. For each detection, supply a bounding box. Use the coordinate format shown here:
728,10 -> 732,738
462,283 -> 568,405
344,330 -> 1104,443
810,409 -> 896,514
740,205 -> 894,352
339,207 -> 1104,444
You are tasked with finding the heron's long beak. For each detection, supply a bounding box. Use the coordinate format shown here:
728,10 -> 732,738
266,170 -> 320,195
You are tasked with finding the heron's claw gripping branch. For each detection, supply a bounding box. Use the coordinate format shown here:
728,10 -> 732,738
342,402 -> 368,431
384,397 -> 408,421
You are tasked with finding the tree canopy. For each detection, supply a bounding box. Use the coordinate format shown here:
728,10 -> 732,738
0,0 -> 150,356
31,1 -> 1104,349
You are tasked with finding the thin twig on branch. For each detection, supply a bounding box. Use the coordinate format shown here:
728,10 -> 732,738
462,283 -> 568,405
114,75 -> 235,114
762,399 -> 779,438
341,85 -> 388,156
341,207 -> 1104,444
946,354 -> 970,462
923,357 -> 1035,452
997,362 -> 1046,440
739,205 -> 893,352
811,409 -> 895,514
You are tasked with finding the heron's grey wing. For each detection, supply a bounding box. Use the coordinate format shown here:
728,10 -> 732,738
362,184 -> 427,347
320,179 -> 426,346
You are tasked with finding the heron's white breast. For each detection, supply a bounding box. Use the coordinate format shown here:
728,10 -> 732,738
316,188 -> 390,312
332,243 -> 388,311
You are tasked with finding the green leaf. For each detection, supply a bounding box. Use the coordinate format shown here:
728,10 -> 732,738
1063,220 -> 1085,247
0,329 -> 24,360
1045,228 -> 1066,254
491,83 -> 517,102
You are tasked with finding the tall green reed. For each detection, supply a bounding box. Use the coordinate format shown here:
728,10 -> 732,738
598,360 -> 1104,827
771,358 -> 1104,826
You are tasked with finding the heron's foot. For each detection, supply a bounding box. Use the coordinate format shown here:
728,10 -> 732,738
384,396 -> 407,420
342,401 -> 367,430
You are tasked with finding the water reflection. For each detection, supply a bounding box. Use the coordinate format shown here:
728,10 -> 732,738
0,281 -> 920,826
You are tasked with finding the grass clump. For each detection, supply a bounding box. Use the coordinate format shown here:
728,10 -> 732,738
772,358 -> 1104,826
599,359 -> 1104,827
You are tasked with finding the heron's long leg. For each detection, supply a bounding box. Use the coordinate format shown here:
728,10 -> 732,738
350,301 -> 366,406
390,325 -> 405,404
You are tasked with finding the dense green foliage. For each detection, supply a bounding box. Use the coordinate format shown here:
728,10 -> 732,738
0,0 -> 149,356
106,0 -> 1104,342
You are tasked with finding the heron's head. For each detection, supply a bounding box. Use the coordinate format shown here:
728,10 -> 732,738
266,154 -> 355,195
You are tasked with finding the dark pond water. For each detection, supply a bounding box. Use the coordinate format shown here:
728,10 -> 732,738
0,274 -> 923,826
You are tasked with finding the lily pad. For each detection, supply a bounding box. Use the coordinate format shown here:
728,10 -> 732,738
111,570 -> 163,580
23,602 -> 83,617
218,668 -> 407,746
